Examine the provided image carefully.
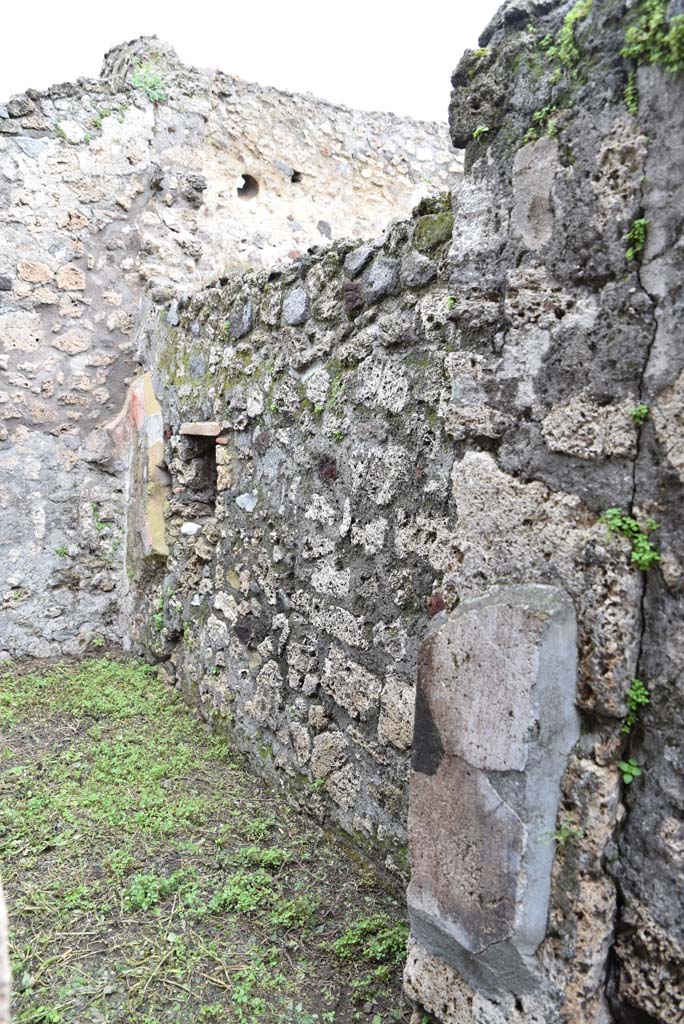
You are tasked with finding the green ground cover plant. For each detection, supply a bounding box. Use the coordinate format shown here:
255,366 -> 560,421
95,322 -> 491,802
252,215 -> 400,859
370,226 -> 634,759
0,658 -> 410,1023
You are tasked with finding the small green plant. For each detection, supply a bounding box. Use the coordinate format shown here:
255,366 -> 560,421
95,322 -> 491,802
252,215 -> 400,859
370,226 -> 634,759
53,545 -> 69,557
237,846 -> 290,870
618,757 -> 643,784
524,105 -> 559,142
332,916 -> 408,967
151,594 -> 164,633
92,107 -> 112,130
23,1007 -> 62,1024
242,815 -> 275,841
622,677 -> 650,734
209,869 -> 276,914
198,1005 -> 224,1022
131,62 -> 167,104
183,621 -> 195,649
125,869 -> 190,911
472,125 -> 490,141
600,507 -> 661,570
270,895 -> 318,930
630,402 -> 650,425
91,503 -> 108,533
557,0 -> 593,68
626,217 -> 649,261
91,636 -> 105,649
551,818 -> 585,846
446,295 -> 457,310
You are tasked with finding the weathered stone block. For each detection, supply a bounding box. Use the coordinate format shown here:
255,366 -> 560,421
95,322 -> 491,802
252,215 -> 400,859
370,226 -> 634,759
282,286 -> 310,326
179,421 -> 221,437
408,585 -> 579,999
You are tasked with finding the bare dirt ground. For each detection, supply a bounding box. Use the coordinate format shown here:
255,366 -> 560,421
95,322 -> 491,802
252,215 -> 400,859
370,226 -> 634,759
0,658 -> 412,1024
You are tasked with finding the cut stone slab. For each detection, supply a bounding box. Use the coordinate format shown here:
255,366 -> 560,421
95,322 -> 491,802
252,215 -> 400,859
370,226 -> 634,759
408,584 -> 579,999
179,421 -> 221,437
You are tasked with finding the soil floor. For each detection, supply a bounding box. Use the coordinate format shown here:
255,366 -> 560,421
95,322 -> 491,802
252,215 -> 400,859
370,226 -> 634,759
0,658 -> 413,1024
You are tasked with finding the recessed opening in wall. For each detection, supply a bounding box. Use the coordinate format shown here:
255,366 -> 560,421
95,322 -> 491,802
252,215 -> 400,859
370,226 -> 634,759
176,425 -> 219,507
291,170 -> 302,183
237,174 -> 259,200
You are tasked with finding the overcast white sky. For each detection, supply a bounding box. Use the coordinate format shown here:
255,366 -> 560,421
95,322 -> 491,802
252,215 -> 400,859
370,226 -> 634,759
1,0 -> 503,122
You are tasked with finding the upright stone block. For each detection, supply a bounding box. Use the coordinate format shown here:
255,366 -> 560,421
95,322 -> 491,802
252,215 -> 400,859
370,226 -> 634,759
407,585 -> 579,1004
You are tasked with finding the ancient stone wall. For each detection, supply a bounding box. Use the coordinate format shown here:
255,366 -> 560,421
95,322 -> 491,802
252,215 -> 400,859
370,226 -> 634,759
1,3 -> 682,1022
0,36 -> 458,658
132,2 -> 684,1021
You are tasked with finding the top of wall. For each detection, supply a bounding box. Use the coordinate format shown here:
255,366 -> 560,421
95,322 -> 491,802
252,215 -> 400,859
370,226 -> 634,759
0,35 -> 461,285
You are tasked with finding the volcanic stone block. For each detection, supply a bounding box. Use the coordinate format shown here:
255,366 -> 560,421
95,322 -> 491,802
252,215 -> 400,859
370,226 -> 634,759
408,585 -> 579,999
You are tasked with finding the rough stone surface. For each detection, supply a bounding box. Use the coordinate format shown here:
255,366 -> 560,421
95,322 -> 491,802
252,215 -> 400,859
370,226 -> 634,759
408,587 -> 579,1000
0,35 -> 459,659
1,5 -> 683,1023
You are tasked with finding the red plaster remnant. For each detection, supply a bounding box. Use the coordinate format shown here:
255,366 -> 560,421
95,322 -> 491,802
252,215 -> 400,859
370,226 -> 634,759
427,593 -> 445,619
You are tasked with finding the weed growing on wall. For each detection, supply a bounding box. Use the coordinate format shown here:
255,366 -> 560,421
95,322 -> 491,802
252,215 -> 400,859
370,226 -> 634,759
621,0 -> 684,112
622,678 -> 651,734
524,105 -> 560,143
630,402 -> 650,425
619,757 -> 643,784
626,218 -> 649,262
600,507 -> 660,570
131,62 -> 167,104
622,0 -> 684,75
557,0 -> 593,69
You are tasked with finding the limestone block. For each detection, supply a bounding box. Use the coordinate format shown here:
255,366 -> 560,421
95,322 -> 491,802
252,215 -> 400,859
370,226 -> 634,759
17,260 -> 52,283
1,310 -> 43,352
378,676 -> 415,750
408,585 -> 579,1000
56,264 -> 87,291
179,421 -> 220,436
322,645 -> 381,720
511,137 -> 559,250
52,329 -> 91,354
541,395 -> 636,459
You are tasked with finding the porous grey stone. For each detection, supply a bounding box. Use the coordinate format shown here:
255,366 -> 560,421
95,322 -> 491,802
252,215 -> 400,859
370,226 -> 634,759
230,301 -> 253,339
282,287 -> 310,326
362,257 -> 400,304
401,250 -> 437,288
344,244 -> 374,278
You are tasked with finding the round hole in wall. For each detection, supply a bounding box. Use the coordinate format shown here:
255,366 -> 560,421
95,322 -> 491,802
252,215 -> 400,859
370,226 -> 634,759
237,174 -> 259,200
291,170 -> 302,183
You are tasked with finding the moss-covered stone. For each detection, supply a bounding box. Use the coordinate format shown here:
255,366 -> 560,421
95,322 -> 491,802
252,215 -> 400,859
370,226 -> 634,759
412,211 -> 454,254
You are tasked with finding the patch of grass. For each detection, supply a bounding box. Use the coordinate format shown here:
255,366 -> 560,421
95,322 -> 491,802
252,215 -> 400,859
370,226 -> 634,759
472,124 -> 489,141
332,915 -> 409,967
1,658 -> 411,1022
